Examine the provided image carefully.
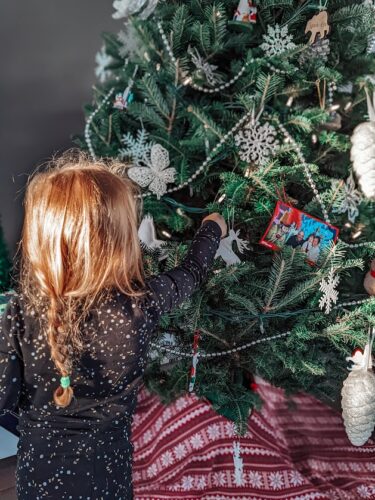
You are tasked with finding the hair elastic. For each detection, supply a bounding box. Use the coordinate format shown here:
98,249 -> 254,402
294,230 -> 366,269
60,376 -> 71,389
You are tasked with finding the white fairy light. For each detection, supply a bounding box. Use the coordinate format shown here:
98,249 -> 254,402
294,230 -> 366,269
161,230 -> 172,238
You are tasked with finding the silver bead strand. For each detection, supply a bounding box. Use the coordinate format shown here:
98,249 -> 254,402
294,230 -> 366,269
276,119 -> 331,224
157,20 -> 254,94
85,88 -> 116,161
150,331 -> 292,359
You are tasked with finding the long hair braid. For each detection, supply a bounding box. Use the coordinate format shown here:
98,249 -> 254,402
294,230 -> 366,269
46,297 -> 76,407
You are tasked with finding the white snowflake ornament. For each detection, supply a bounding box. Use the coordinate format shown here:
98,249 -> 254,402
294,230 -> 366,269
117,24 -> 141,58
127,144 -> 176,199
120,129 -> 153,162
332,174 -> 362,223
215,229 -> 249,266
319,268 -> 340,314
235,119 -> 279,166
261,24 -> 296,57
95,46 -> 113,83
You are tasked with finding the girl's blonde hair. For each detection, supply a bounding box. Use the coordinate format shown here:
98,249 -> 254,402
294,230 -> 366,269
18,149 -> 144,408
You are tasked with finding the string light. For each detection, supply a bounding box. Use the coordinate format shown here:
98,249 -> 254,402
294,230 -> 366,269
218,194 -> 226,203
330,104 -> 340,112
183,76 -> 193,86
286,96 -> 294,107
244,167 -> 252,178
161,230 -> 172,238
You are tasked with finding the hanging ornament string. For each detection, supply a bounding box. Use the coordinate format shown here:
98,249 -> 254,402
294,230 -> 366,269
156,21 -> 294,94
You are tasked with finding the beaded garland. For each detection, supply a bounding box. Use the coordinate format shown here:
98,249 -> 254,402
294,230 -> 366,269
157,21 -> 295,94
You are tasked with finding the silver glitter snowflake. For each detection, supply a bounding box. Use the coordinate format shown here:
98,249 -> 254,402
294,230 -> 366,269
319,268 -> 340,314
260,24 -> 296,57
119,129 -> 153,162
332,174 -> 362,223
235,120 -> 279,165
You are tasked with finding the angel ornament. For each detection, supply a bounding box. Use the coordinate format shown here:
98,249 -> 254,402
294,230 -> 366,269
215,227 -> 249,266
127,144 -> 176,199
138,214 -> 168,260
341,328 -> 375,446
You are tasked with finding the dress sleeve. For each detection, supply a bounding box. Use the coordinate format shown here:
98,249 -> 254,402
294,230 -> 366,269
146,220 -> 222,317
0,296 -> 23,417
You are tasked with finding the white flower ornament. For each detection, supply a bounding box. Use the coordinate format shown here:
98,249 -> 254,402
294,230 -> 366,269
127,144 -> 176,199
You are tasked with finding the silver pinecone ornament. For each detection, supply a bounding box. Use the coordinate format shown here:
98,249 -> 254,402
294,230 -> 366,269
350,89 -> 375,200
299,37 -> 330,65
341,329 -> 375,446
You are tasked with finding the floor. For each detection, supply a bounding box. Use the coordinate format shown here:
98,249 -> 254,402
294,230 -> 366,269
0,456 -> 16,500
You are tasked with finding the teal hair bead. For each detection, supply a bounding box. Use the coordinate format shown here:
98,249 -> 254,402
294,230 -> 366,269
60,376 -> 71,389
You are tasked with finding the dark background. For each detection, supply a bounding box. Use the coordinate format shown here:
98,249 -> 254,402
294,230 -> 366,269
0,1 -> 117,258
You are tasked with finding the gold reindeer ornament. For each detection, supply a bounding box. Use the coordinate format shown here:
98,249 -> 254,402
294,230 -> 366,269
305,11 -> 330,45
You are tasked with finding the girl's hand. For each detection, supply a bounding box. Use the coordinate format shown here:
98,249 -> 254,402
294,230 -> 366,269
202,213 -> 227,238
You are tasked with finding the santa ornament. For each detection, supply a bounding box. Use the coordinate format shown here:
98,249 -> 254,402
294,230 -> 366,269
233,0 -> 257,23
364,260 -> 375,295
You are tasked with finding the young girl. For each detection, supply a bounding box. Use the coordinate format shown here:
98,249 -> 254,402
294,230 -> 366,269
0,151 -> 226,499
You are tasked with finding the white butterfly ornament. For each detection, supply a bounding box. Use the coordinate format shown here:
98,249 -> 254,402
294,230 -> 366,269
127,144 -> 176,199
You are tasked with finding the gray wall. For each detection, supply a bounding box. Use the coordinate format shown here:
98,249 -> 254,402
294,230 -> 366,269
0,1 -> 117,257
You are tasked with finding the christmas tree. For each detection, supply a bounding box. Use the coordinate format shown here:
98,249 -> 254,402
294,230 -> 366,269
77,0 -> 375,433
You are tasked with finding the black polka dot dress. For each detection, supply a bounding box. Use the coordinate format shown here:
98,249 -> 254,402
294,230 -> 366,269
0,220 -> 222,500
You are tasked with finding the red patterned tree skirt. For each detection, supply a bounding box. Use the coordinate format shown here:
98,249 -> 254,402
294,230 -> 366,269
132,377 -> 375,500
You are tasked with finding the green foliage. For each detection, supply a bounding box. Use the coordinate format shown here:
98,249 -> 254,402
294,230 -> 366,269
78,0 -> 375,429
